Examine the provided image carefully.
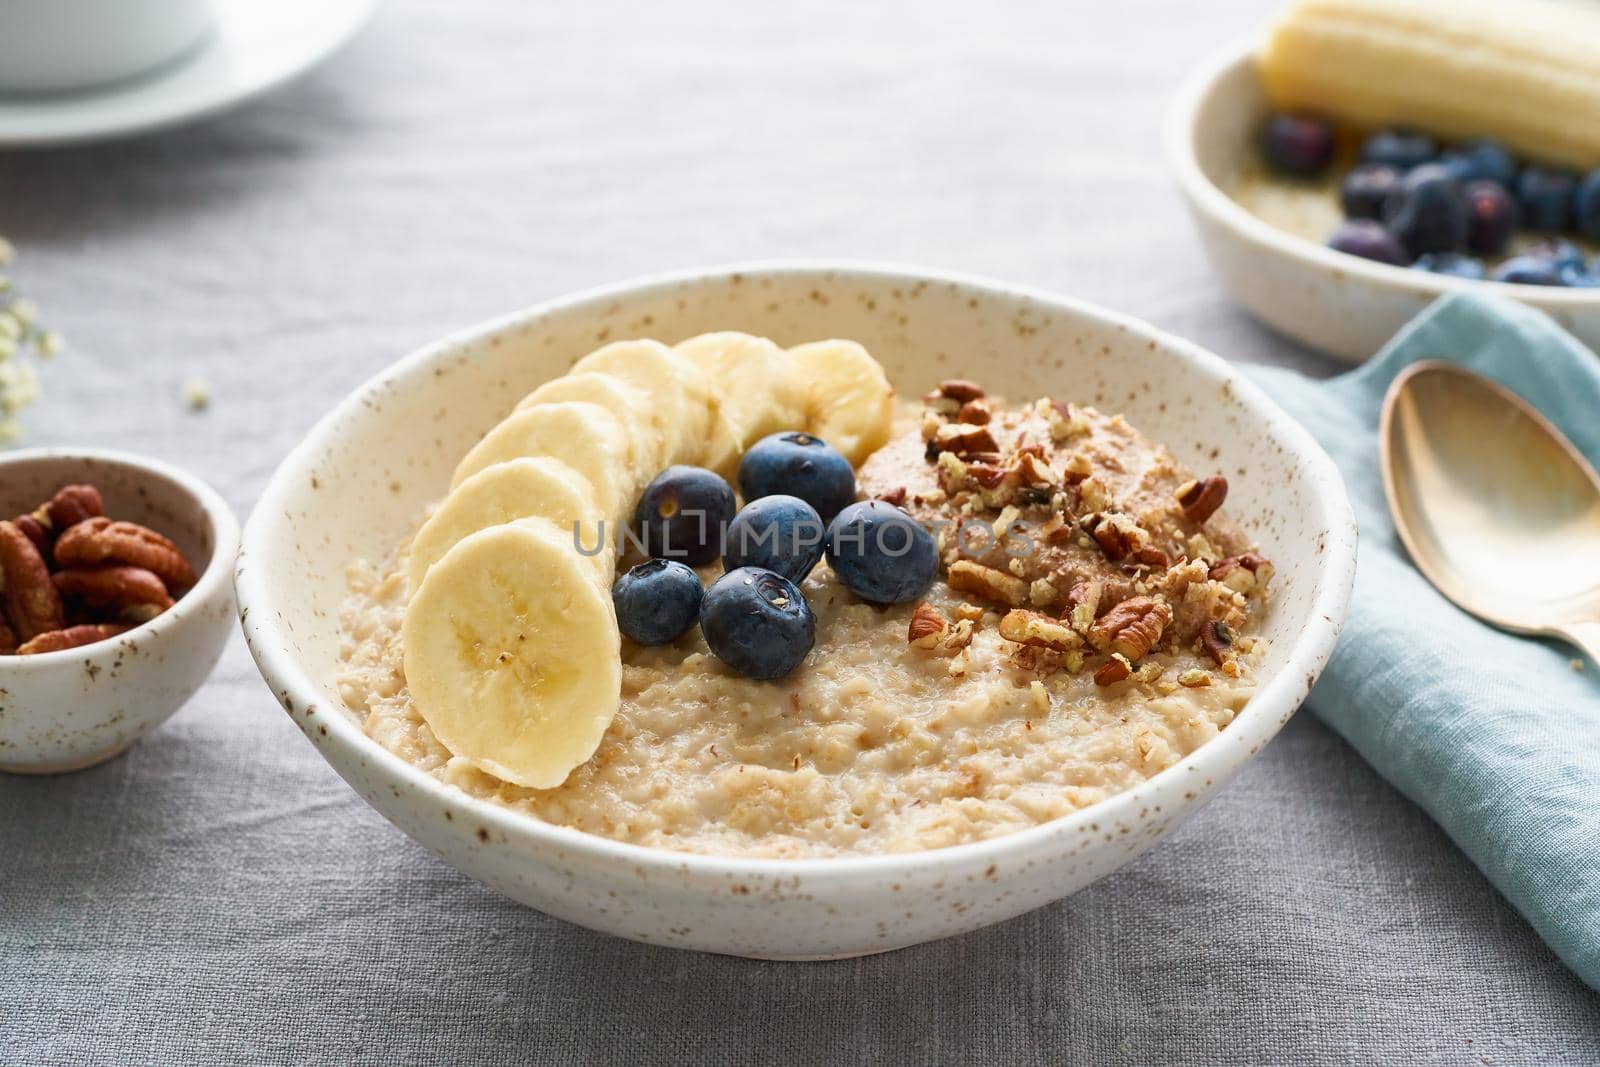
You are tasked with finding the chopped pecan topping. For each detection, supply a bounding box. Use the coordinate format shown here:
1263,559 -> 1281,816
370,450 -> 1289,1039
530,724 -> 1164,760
907,603 -> 950,648
1013,451 -> 1055,488
955,399 -> 992,425
17,623 -> 132,655
1199,619 -> 1235,665
1132,546 -> 1170,569
932,422 -> 999,458
1176,475 -> 1228,524
1089,513 -> 1147,563
1093,655 -> 1132,687
1089,595 -> 1171,661
936,379 -> 986,403
999,609 -> 1082,652
1209,551 -> 1273,593
1065,579 -> 1103,633
1040,515 -> 1073,545
966,463 -> 1007,489
875,486 -> 908,507
56,518 -> 198,592
0,520 -> 64,641
45,484 -> 104,532
948,560 -> 1029,607
942,618 -> 976,652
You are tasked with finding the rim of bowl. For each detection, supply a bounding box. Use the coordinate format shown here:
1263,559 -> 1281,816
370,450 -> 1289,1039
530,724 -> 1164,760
0,446 -> 240,668
1164,38 -> 1600,308
237,259 -> 1359,882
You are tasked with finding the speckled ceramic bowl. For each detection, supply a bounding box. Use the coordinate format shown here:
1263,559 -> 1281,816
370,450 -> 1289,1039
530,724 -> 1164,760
237,262 -> 1357,959
1168,40 -> 1600,363
0,449 -> 239,774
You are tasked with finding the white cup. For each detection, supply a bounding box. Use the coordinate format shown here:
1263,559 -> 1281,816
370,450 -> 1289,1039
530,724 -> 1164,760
0,0 -> 214,94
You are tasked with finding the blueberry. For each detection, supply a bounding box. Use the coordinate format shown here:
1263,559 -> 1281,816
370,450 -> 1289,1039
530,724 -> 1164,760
1441,139 -> 1517,187
1360,129 -> 1436,170
1575,170 -> 1600,239
738,431 -> 856,521
1515,166 -> 1578,232
699,567 -> 815,680
1382,163 -> 1467,257
631,465 -> 736,566
1533,243 -> 1600,287
1461,180 -> 1518,256
1527,238 -> 1587,273
612,559 -> 703,646
823,500 -> 938,605
1339,163 -> 1402,220
1326,220 -> 1407,266
1411,253 -> 1484,280
1492,256 -> 1568,287
1261,113 -> 1335,177
723,495 -> 825,583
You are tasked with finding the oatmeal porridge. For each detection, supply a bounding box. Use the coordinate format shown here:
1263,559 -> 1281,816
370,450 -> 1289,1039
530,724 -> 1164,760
338,337 -> 1272,860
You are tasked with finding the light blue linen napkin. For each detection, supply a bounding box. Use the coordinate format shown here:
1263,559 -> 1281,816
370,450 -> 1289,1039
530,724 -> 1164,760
1242,290 -> 1600,991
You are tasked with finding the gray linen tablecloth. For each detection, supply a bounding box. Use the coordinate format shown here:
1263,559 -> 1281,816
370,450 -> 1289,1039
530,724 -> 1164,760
2,1 -> 1597,1062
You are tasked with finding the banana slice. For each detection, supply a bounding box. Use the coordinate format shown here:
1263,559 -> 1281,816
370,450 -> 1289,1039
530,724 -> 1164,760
787,339 -> 895,465
403,517 -> 621,789
408,457 -> 610,595
570,339 -> 714,469
451,400 -> 633,518
676,332 -> 809,474
514,372 -> 665,485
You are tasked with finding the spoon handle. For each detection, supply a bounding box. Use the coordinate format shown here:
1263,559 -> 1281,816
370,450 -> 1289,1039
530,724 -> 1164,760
1557,621 -> 1600,668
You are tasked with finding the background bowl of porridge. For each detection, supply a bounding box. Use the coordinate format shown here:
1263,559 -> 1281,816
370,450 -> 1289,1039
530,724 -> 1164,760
1167,39 -> 1600,364
236,262 -> 1357,959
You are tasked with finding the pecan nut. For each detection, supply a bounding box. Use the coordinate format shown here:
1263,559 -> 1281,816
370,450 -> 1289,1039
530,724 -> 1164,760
0,520 -> 65,641
54,518 -> 198,592
45,484 -> 105,532
0,620 -> 16,655
907,603 -> 950,648
1088,513 -> 1147,563
1093,655 -> 1132,687
1065,579 -> 1103,633
936,379 -> 986,403
955,399 -> 992,425
932,422 -> 1000,458
1209,552 -> 1273,594
1176,475 -> 1228,524
17,623 -> 132,655
998,609 -> 1081,652
1199,619 -> 1235,665
54,566 -> 175,612
874,486 -> 908,507
13,514 -> 50,555
1089,595 -> 1172,662
948,560 -> 1029,607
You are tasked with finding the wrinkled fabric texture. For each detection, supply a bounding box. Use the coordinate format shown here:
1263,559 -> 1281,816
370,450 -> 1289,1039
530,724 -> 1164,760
0,1 -> 1597,1063
1245,291 -> 1600,991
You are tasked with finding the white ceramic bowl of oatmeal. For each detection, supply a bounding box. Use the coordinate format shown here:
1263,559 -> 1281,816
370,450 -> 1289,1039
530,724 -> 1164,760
236,262 -> 1356,959
1167,39 -> 1600,364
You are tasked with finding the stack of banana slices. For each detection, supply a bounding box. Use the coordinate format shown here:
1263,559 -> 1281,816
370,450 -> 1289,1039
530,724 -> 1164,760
401,332 -> 896,789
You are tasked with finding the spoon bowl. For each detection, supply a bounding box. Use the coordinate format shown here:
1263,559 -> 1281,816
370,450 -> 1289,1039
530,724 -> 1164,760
1381,360 -> 1600,659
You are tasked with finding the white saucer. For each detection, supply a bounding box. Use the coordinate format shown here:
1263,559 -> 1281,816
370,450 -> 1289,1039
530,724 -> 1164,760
0,0 -> 380,148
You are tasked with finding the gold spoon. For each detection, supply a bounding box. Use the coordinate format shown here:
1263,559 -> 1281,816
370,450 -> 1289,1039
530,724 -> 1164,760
1380,360 -> 1600,663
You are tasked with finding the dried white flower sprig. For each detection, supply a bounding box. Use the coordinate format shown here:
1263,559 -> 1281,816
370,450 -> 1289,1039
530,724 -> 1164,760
0,236 -> 62,444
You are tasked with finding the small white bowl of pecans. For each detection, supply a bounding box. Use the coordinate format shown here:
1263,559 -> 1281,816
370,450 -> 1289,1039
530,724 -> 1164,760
0,448 -> 238,774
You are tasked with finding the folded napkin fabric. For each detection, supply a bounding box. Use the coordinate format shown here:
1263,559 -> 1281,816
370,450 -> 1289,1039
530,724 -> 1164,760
1242,291 -> 1600,990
